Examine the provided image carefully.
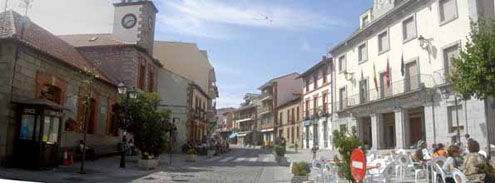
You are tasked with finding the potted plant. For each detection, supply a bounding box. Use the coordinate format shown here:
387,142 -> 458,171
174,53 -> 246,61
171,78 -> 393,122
291,161 -> 311,183
273,145 -> 288,165
186,149 -> 198,162
138,152 -> 159,170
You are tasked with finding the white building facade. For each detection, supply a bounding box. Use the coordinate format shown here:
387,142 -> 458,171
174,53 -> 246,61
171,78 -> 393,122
300,57 -> 334,150
330,0 -> 495,150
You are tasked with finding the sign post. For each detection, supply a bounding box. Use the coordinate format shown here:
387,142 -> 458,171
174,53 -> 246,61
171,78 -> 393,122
350,148 -> 366,183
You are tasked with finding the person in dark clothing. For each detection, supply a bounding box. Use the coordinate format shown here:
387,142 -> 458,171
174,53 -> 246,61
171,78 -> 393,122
79,140 -> 96,161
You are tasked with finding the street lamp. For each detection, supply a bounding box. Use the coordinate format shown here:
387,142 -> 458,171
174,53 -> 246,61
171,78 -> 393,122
117,81 -> 137,168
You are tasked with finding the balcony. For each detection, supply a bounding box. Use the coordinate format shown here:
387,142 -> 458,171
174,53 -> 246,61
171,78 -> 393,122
334,73 -> 444,111
258,92 -> 273,101
258,105 -> 273,115
261,122 -> 274,130
234,115 -> 255,123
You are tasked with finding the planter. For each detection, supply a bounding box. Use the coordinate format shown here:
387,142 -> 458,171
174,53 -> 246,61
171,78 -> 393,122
138,158 -> 159,170
291,175 -> 308,183
207,150 -> 215,158
186,154 -> 197,162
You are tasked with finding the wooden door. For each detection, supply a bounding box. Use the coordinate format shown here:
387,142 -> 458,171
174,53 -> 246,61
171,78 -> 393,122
409,117 -> 423,145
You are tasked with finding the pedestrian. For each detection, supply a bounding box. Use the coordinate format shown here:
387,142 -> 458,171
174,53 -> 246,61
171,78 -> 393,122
311,145 -> 319,160
295,142 -> 298,153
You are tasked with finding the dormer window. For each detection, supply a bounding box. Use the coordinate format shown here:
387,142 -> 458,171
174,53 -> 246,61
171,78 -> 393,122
362,15 -> 369,27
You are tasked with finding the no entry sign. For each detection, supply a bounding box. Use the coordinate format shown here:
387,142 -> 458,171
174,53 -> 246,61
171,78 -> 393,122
350,148 -> 366,181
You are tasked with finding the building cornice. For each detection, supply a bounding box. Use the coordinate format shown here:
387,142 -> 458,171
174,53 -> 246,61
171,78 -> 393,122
330,0 -> 431,56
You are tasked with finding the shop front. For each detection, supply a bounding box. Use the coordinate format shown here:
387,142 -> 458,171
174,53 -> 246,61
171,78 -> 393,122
14,99 -> 68,169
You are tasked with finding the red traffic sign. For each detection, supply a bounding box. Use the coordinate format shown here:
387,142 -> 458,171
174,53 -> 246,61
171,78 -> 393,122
350,148 -> 366,181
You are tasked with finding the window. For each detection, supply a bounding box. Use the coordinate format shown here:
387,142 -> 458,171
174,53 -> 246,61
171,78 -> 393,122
287,109 -> 290,123
339,87 -> 346,110
402,16 -> 417,42
20,115 -> 36,140
148,67 -> 154,92
138,57 -> 146,89
39,85 -> 62,104
380,72 -> 392,98
305,79 -> 310,92
405,61 -> 419,91
291,108 -> 295,123
359,79 -> 368,103
358,43 -> 368,62
444,43 -> 460,74
296,106 -> 300,121
313,96 -> 318,116
362,15 -> 369,27
279,112 -> 283,125
305,100 -> 310,119
297,126 -> 300,138
313,75 -> 318,89
323,67 -> 328,83
339,55 -> 346,72
378,31 -> 389,53
439,0 -> 457,24
322,93 -> 328,113
448,104 -> 465,133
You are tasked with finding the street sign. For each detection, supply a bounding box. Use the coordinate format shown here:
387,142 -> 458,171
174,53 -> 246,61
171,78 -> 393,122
350,148 -> 366,181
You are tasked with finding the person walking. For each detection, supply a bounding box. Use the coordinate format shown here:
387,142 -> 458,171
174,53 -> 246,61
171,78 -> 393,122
311,145 -> 319,160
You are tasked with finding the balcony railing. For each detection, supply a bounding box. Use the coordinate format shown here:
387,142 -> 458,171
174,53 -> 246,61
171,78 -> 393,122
261,122 -> 274,130
334,73 -> 447,111
258,92 -> 273,101
234,114 -> 255,123
258,105 -> 273,115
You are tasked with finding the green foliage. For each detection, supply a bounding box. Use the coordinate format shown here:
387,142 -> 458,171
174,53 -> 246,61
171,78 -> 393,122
186,149 -> 197,155
273,145 -> 285,156
115,93 -> 171,158
450,19 -> 495,100
292,162 -> 311,176
142,152 -> 154,160
331,126 -> 365,182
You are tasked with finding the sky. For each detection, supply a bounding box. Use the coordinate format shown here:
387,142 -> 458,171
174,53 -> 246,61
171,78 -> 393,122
3,0 -> 372,109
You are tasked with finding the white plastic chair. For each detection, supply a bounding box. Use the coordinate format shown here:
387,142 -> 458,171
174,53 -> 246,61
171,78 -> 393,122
395,154 -> 410,180
433,163 -> 451,183
312,160 -> 325,183
396,148 -> 407,155
364,162 -> 395,183
432,157 -> 447,183
479,150 -> 487,158
322,163 -> 338,183
451,168 -> 482,183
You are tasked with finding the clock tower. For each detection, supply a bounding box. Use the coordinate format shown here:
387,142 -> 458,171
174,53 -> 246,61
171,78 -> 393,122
112,0 -> 158,55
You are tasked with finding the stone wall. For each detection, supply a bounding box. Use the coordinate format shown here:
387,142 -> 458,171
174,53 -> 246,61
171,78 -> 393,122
0,42 -> 120,165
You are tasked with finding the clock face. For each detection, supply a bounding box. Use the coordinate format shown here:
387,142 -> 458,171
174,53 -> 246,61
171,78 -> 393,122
148,17 -> 153,30
122,14 -> 137,29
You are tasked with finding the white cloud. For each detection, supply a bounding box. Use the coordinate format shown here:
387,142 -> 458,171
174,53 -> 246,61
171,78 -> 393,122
158,0 -> 344,38
7,0 -> 115,35
216,94 -> 243,109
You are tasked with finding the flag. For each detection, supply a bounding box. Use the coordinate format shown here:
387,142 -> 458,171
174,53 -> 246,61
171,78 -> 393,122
373,63 -> 378,92
401,54 -> 405,77
386,57 -> 390,88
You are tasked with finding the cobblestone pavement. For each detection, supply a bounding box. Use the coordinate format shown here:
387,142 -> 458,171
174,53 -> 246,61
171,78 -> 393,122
0,145 -> 310,183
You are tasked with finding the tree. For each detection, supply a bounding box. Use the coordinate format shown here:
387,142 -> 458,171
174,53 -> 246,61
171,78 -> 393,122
450,18 -> 495,100
331,126 -> 365,182
115,93 -> 172,158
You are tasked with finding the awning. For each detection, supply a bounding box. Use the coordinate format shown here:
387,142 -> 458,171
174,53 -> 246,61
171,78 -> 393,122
303,120 -> 311,126
229,133 -> 237,138
238,133 -> 247,137
260,128 -> 273,132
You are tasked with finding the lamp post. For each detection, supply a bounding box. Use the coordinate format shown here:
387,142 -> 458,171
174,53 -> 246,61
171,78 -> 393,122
117,81 -> 137,168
